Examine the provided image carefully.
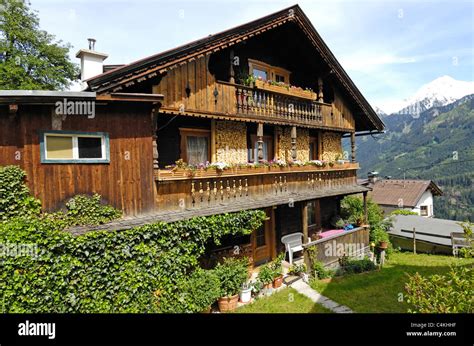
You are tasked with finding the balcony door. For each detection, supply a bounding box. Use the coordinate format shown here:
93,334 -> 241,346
251,208 -> 275,265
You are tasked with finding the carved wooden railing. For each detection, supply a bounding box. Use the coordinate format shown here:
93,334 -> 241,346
233,83 -> 331,126
155,166 -> 359,212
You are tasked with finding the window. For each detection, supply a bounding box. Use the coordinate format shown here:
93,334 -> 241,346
255,224 -> 266,247
420,205 -> 428,216
253,67 -> 268,81
309,136 -> 319,160
308,202 -> 317,227
179,128 -> 210,165
40,131 -> 109,163
248,59 -> 290,83
248,134 -> 274,162
275,74 -> 285,83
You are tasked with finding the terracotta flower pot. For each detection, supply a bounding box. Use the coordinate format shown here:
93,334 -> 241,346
378,241 -> 388,250
272,276 -> 283,288
217,294 -> 239,312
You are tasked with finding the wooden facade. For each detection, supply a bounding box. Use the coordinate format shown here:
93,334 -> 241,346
0,102 -> 157,215
0,5 -> 384,266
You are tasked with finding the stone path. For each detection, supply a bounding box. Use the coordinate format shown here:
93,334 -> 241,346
290,279 -> 353,313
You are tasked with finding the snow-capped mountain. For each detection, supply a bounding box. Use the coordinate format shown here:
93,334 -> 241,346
394,75 -> 474,116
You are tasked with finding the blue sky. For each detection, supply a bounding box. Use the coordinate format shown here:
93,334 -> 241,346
32,0 -> 473,113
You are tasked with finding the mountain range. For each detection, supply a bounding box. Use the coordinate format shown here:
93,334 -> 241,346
351,76 -> 474,221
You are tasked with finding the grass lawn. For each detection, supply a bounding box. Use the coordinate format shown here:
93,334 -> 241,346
235,287 -> 332,313
310,252 -> 474,313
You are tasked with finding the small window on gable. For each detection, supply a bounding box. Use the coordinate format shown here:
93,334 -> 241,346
41,131 -> 109,163
253,67 -> 268,81
275,74 -> 285,83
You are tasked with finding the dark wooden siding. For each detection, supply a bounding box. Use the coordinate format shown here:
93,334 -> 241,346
0,103 -> 155,216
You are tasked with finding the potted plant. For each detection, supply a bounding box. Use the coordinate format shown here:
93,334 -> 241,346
270,253 -> 284,288
239,282 -> 253,303
378,240 -> 389,250
256,265 -> 274,290
214,257 -> 249,312
288,263 -> 307,277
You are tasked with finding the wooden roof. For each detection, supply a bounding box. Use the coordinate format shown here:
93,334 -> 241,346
369,179 -> 443,208
66,184 -> 370,235
86,5 -> 384,132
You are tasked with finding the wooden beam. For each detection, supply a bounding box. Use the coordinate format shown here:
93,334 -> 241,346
211,119 -> 216,163
257,123 -> 264,161
229,49 -> 235,84
363,191 -> 368,224
291,126 -> 297,161
351,132 -> 356,162
301,201 -> 311,270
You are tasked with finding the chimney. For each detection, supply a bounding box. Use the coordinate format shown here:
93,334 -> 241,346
368,171 -> 379,184
75,38 -> 108,85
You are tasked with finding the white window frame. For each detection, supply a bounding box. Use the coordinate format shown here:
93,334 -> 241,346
41,131 -> 109,163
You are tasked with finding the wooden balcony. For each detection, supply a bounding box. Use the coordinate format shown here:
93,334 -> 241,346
155,163 -> 363,212
159,81 -> 353,131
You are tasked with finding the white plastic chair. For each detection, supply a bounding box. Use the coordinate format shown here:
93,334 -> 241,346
281,232 -> 304,265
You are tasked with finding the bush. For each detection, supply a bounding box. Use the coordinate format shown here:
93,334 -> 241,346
65,194 -> 122,226
214,257 -> 249,297
339,257 -> 376,274
405,265 -> 473,313
157,268 -> 220,313
256,264 -> 274,286
0,166 -> 41,221
391,209 -> 418,216
306,245 -> 332,279
288,263 -> 306,276
312,261 -> 332,279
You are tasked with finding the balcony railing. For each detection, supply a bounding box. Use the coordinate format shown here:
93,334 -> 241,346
155,163 -> 360,212
234,84 -> 329,125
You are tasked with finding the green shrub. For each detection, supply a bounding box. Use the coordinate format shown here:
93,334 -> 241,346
157,268 -> 220,313
288,263 -> 306,276
256,264 -> 274,285
312,261 -> 332,279
405,265 -> 473,313
339,257 -> 376,274
0,210 -> 266,313
306,245 -> 332,279
214,257 -> 249,297
65,194 -> 122,226
391,209 -> 418,216
0,165 -> 41,221
268,252 -> 285,279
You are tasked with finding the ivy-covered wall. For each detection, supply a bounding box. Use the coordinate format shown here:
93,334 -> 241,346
0,165 -> 267,313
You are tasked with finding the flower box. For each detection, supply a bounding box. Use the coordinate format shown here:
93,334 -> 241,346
255,80 -> 317,101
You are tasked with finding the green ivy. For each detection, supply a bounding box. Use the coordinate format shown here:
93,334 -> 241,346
0,166 -> 41,221
64,194 -> 122,226
0,210 -> 266,313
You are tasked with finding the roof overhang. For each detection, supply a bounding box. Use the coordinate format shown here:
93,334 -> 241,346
85,5 -> 384,132
0,90 -> 163,105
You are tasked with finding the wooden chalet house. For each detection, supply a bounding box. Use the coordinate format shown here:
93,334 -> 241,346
0,5 -> 384,266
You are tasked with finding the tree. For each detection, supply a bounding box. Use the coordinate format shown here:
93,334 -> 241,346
0,0 -> 78,90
